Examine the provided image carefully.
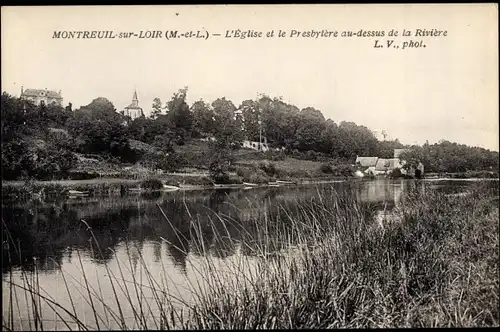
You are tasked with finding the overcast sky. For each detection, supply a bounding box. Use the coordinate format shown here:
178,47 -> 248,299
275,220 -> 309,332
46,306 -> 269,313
2,4 -> 498,150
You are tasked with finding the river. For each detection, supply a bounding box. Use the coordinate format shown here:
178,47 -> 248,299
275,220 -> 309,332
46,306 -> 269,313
1,179 -> 480,330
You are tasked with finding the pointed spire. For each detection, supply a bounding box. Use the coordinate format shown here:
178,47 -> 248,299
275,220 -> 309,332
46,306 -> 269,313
128,89 -> 140,109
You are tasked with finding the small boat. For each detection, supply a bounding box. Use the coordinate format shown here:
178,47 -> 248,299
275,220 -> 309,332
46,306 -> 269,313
243,182 -> 259,187
276,180 -> 295,185
67,190 -> 89,196
163,184 -> 180,191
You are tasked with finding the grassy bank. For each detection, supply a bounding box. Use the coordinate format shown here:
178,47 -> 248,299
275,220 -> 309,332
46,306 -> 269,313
2,181 -> 498,329
1,175 -> 215,201
179,181 -> 499,328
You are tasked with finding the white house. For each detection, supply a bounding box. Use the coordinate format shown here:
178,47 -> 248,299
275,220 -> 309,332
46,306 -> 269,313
242,140 -> 269,152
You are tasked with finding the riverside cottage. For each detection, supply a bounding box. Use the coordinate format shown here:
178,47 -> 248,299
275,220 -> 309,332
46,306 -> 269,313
356,155 -> 404,176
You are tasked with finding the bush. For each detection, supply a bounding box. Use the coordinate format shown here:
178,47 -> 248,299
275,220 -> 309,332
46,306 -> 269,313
263,150 -> 286,161
286,168 -> 311,178
449,170 -> 499,179
179,151 -> 211,170
259,161 -> 278,176
318,162 -> 354,177
140,178 -> 163,190
248,170 -> 271,184
235,166 -> 271,184
235,166 -> 248,178
163,175 -> 213,186
389,168 -> 404,179
306,150 -> 318,161
212,172 -> 231,184
141,151 -> 189,173
68,171 -> 100,180
320,163 -> 334,174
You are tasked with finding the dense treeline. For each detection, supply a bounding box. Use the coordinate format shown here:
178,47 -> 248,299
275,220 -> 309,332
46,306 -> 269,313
1,89 -> 498,181
399,141 -> 499,174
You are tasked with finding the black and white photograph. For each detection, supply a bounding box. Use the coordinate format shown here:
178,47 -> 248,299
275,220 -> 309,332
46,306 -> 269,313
1,4 -> 498,330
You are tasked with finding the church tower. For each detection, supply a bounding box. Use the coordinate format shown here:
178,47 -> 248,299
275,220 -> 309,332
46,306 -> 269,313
123,90 -> 144,120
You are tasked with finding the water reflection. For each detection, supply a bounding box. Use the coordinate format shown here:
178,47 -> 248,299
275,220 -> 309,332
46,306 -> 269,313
3,179 -> 468,276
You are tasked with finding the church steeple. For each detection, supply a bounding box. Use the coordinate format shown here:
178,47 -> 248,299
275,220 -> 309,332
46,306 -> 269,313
131,90 -> 139,107
124,89 -> 143,120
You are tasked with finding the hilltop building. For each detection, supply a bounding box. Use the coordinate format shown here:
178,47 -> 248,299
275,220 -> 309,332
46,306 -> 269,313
123,90 -> 144,120
20,86 -> 63,106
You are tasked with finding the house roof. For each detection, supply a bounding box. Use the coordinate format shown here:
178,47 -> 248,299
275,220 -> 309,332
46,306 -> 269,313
356,156 -> 378,167
375,158 -> 400,171
375,158 -> 389,171
22,89 -> 62,99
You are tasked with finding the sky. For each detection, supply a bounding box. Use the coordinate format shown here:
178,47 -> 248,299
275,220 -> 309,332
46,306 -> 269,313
2,4 -> 498,151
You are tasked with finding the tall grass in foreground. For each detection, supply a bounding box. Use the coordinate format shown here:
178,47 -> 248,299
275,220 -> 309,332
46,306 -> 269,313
2,181 -> 499,330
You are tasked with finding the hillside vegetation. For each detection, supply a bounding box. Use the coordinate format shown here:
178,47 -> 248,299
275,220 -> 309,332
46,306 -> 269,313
2,90 -> 498,182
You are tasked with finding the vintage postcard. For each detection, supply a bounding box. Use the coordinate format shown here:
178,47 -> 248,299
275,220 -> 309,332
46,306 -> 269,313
1,4 -> 498,330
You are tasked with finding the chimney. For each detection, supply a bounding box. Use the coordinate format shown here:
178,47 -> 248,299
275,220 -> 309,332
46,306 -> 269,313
21,86 -> 24,96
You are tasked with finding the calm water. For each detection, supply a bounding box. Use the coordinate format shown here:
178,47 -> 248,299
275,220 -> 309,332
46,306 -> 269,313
1,179 -> 475,330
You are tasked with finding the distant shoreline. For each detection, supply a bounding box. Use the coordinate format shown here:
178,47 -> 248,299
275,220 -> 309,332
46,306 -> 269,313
2,176 -> 497,202
2,174 -> 498,188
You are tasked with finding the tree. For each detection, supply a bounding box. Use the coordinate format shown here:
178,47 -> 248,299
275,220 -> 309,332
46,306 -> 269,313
207,138 -> 234,184
127,117 -> 149,142
1,93 -> 31,141
295,107 -> 326,151
166,87 -> 193,141
377,139 -> 405,159
192,99 -> 216,137
145,115 -> 176,145
257,95 -> 300,148
212,97 -> 243,145
206,97 -> 243,183
320,119 -> 339,155
65,102 -> 73,112
336,121 -> 379,158
398,147 -> 425,173
239,99 -> 261,141
151,97 -> 162,119
1,138 -> 35,180
66,97 -> 135,161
